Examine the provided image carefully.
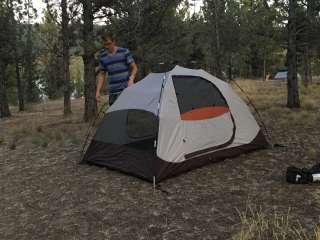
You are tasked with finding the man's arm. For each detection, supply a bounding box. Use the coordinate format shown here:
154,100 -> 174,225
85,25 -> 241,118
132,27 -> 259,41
128,62 -> 138,87
96,71 -> 106,102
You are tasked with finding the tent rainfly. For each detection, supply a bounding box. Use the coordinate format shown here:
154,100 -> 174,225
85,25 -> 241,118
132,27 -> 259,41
82,66 -> 269,182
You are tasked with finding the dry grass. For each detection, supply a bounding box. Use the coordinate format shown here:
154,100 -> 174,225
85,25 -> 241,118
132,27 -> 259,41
233,79 -> 320,109
2,99 -> 90,151
233,204 -> 319,240
5,118 -> 84,150
233,79 -> 320,131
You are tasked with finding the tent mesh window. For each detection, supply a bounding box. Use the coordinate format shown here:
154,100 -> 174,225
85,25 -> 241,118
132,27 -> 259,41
172,76 -> 228,115
126,109 -> 158,139
125,109 -> 159,151
93,109 -> 158,149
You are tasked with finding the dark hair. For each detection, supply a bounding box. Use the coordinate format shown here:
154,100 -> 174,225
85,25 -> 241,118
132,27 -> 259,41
102,32 -> 115,42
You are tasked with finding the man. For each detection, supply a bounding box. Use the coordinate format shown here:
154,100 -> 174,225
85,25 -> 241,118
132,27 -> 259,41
96,32 -> 138,105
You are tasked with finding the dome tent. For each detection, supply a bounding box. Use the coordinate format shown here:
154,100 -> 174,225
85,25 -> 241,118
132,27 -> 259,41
274,69 -> 301,80
82,66 -> 269,182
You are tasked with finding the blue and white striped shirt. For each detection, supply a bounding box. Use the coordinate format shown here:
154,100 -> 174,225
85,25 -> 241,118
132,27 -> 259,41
99,47 -> 134,93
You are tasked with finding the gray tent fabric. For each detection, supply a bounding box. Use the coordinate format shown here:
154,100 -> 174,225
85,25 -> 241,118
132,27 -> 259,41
82,66 -> 269,182
109,73 -> 166,115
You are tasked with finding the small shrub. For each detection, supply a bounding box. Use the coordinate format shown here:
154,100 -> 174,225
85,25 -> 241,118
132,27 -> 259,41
301,86 -> 309,95
31,134 -> 49,147
30,135 -> 42,146
54,131 -> 63,141
19,127 -> 31,135
9,143 -> 16,150
8,136 -> 19,150
41,140 -> 49,148
36,125 -> 43,133
43,129 -> 62,143
306,148 -> 319,160
69,132 -> 82,145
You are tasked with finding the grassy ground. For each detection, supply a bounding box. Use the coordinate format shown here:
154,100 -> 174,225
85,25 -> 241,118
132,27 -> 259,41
1,79 -> 320,240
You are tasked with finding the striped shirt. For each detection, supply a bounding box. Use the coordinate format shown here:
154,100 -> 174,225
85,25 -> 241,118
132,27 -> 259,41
99,47 -> 134,93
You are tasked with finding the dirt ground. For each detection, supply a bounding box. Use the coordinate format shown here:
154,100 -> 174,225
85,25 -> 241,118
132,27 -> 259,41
1,80 -> 320,240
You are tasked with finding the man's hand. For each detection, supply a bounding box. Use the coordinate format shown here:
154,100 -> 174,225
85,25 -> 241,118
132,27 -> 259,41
128,62 -> 137,87
128,75 -> 134,87
96,92 -> 102,102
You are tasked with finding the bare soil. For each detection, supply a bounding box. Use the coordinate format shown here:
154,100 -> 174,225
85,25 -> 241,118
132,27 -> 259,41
1,81 -> 320,240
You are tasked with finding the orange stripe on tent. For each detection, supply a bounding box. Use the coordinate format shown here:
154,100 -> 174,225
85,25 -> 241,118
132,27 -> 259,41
181,106 -> 229,121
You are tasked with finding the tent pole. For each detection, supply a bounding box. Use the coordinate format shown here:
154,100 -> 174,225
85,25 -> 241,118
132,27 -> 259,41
153,176 -> 156,193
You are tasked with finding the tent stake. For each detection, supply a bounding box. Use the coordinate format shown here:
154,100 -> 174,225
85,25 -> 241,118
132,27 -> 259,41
153,176 -> 156,193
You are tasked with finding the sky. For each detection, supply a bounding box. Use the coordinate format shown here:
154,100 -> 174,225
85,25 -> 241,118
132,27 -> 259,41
33,0 -> 46,23
190,0 -> 204,14
32,0 -> 204,23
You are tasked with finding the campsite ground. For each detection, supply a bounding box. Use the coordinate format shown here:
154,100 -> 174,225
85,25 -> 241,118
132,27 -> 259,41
1,79 -> 320,240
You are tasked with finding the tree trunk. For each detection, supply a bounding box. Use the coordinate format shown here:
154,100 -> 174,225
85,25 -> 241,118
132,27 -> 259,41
306,0 -> 314,84
308,48 -> 312,84
15,60 -> 24,111
25,0 -> 37,103
228,55 -> 232,81
302,0 -> 313,88
13,24 -> 24,111
0,62 -> 11,118
8,0 -> 24,111
263,52 -> 266,81
61,0 -> 72,115
302,46 -> 310,88
287,0 -> 300,108
25,24 -> 37,103
82,0 -> 97,122
213,0 -> 224,80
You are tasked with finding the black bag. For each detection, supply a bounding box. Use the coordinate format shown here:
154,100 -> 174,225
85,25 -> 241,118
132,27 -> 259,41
286,166 -> 313,184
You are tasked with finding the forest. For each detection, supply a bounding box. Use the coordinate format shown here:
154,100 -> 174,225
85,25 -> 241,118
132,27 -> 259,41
1,1 -> 320,239
0,0 -> 319,119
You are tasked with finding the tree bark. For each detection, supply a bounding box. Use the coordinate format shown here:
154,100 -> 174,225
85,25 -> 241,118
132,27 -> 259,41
15,59 -> 24,111
25,24 -> 37,102
25,0 -> 37,103
82,0 -> 97,122
263,54 -> 266,81
228,55 -> 232,81
287,0 -> 300,108
10,2 -> 24,111
61,0 -> 72,115
213,0 -> 224,80
0,62 -> 11,118
306,0 -> 314,84
302,46 -> 310,88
